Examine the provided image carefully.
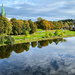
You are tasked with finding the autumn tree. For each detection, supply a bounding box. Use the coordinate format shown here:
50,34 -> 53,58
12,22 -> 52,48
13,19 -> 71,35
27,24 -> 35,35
58,23 -> 61,29
40,20 -> 51,30
58,21 -> 63,29
63,22 -> 69,29
49,21 -> 54,29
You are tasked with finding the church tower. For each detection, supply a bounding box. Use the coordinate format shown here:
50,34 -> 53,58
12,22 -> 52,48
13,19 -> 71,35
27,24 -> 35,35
0,4 -> 6,17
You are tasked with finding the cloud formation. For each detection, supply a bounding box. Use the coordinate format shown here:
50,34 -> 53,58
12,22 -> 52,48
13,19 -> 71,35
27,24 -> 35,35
0,0 -> 75,21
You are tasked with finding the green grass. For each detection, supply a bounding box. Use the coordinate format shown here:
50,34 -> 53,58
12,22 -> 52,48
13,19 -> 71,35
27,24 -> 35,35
12,35 -> 25,39
64,30 -> 75,35
0,29 -> 75,46
13,30 -> 75,40
13,29 -> 75,45
37,29 -> 43,31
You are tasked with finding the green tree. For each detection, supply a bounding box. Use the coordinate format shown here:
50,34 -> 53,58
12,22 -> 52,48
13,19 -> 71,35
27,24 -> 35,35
37,17 -> 43,22
23,20 -> 30,34
45,33 -> 49,38
0,16 -> 12,35
11,18 -> 24,35
53,21 -> 59,29
31,22 -> 37,33
0,19 -> 4,34
49,32 -> 53,37
28,19 -> 33,28
54,30 -> 59,36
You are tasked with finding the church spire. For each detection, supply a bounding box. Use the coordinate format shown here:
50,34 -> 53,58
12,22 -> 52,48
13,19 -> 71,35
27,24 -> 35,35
1,4 -> 6,17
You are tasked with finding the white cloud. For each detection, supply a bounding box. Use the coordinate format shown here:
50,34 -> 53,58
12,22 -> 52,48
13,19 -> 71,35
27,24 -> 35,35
0,0 -> 75,21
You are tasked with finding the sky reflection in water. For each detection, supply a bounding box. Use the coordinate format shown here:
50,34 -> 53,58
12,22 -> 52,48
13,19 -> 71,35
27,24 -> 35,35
0,37 -> 75,75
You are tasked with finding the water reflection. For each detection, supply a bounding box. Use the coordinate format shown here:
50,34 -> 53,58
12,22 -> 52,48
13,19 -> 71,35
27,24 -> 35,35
0,43 -> 30,59
38,38 -> 67,48
0,38 -> 66,59
0,37 -> 75,75
31,42 -> 37,48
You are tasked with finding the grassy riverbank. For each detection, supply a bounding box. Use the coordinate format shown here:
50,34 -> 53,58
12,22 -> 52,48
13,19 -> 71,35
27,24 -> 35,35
0,30 -> 75,46
11,30 -> 75,44
14,35 -> 75,44
13,30 -> 75,39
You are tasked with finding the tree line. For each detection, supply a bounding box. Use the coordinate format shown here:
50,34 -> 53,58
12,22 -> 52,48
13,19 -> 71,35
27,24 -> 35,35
36,17 -> 74,30
0,16 -> 74,35
0,16 -> 37,35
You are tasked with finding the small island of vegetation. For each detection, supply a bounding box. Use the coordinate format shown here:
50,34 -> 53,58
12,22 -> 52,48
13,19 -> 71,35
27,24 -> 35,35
0,17 -> 75,46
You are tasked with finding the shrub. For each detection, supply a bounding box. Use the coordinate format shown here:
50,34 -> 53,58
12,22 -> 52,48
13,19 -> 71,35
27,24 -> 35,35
6,35 -> 15,45
60,32 -> 64,36
54,30 -> 59,36
49,32 -> 53,37
27,34 -> 30,38
45,33 -> 49,38
25,30 -> 29,36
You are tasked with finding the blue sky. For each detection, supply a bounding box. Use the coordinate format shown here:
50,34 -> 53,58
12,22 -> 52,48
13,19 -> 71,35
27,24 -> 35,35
0,0 -> 75,21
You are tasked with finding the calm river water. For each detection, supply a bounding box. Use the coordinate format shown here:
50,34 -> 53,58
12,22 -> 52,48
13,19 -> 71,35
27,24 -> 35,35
0,37 -> 75,75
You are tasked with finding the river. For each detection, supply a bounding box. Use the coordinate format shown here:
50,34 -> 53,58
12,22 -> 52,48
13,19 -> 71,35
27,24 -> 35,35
0,37 -> 75,75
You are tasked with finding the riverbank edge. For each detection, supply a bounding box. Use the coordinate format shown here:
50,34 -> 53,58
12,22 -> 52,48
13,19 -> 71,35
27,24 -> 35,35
0,34 -> 75,46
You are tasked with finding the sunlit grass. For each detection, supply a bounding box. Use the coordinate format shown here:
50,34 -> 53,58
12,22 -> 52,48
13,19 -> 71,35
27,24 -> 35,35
13,30 -> 75,40
0,29 -> 75,46
37,29 -> 43,31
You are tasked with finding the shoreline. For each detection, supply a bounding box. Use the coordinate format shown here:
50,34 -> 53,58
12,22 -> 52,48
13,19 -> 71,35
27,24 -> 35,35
0,34 -> 75,47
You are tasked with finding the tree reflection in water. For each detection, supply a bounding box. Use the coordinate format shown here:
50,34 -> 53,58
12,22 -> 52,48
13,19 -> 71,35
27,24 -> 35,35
38,38 -> 67,48
0,43 -> 30,59
0,38 -> 67,59
31,42 -> 37,48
